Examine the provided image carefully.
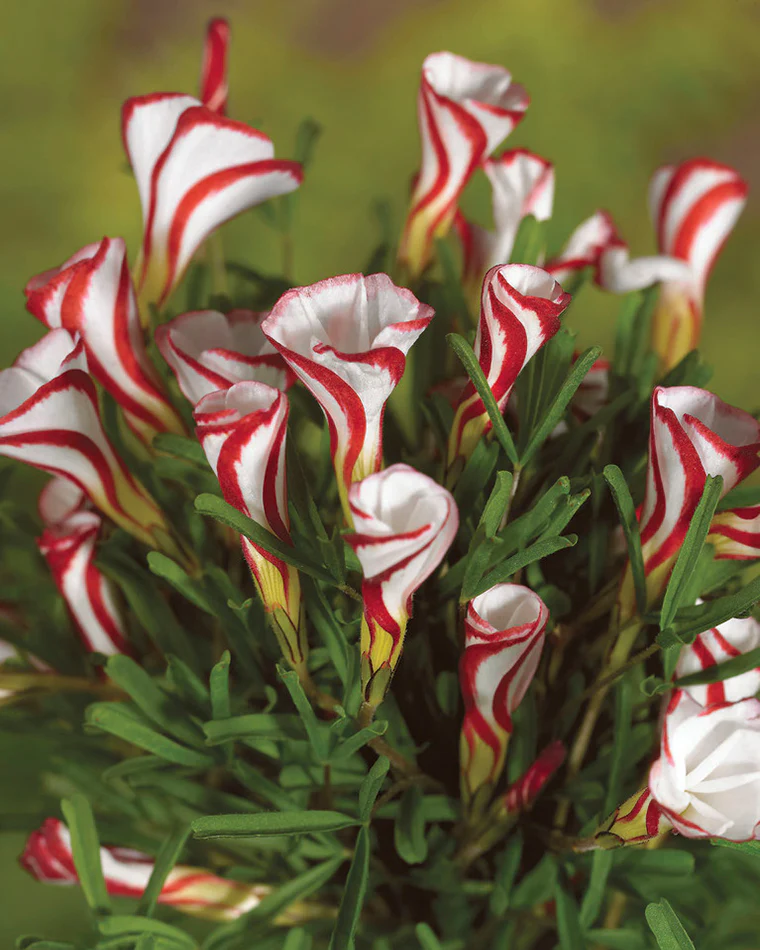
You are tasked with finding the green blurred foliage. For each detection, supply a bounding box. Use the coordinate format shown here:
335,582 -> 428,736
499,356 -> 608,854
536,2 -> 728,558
0,0 -> 758,940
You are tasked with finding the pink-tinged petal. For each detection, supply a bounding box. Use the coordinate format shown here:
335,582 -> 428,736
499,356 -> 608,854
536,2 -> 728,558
502,740 -> 565,815
262,274 -> 434,521
544,210 -> 618,284
156,309 -> 293,406
347,464 -> 458,708
200,18 -> 230,114
675,612 -> 760,708
448,264 -> 569,474
399,52 -> 529,277
459,583 -> 549,803
708,504 -> 760,559
597,238 -> 692,294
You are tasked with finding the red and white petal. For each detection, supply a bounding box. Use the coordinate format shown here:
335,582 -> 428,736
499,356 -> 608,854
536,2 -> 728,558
675,613 -> 760,707
38,476 -> 87,526
502,740 -> 565,815
24,242 -> 102,328
200,18 -> 230,114
598,239 -> 692,294
708,504 -> 760,560
545,210 -> 618,284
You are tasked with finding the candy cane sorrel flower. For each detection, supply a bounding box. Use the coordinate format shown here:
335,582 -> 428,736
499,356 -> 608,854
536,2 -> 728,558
347,464 -> 458,713
544,210 -> 618,286
459,584 -> 549,808
708,502 -> 760,559
398,52 -> 529,277
447,264 -> 570,478
262,274 -> 434,521
156,308 -> 293,406
21,818 -> 268,921
200,18 -> 230,114
194,382 -> 307,673
675,612 -> 760,708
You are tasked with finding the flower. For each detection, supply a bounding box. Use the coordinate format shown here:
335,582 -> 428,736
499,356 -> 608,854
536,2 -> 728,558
194,382 -> 307,672
399,52 -> 529,277
649,691 -> 760,841
593,788 -> 670,848
122,94 -> 302,308
708,504 -> 760,559
25,236 -> 185,445
544,210 -> 618,286
37,479 -> 129,657
347,464 -> 458,710
0,330 -> 174,553
675,612 -> 760,708
157,308 -> 293,406
502,740 -> 565,816
447,264 -> 570,476
458,583 -> 549,806
21,818 -> 269,921
262,274 -> 434,521
200,18 -> 230,114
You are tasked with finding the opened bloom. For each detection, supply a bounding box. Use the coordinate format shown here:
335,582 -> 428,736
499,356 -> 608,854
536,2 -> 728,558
447,264 -> 570,477
25,236 -> 185,445
544,210 -> 618,286
399,52 -> 529,277
262,274 -> 434,521
21,818 -> 268,921
675,612 -> 760,708
347,464 -> 458,711
195,382 -> 307,672
459,583 -> 549,807
200,18 -> 230,114
157,308 -> 293,406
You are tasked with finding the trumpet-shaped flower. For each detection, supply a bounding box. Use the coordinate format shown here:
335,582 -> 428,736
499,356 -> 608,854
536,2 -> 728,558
675,612 -> 760,708
262,274 -> 434,521
399,52 -> 529,277
545,210 -> 618,286
347,464 -> 458,711
200,18 -> 230,114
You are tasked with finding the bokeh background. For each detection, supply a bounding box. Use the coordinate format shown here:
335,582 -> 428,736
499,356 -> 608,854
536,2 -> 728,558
1,0 -> 759,941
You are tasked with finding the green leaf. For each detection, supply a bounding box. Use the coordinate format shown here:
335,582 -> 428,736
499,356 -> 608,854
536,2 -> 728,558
203,713 -> 303,744
60,794 -> 110,916
710,837 -> 760,856
329,825 -> 370,950
331,721 -> 388,761
435,237 -> 471,323
415,923 -> 443,950
489,831 -> 522,916
192,810 -> 359,839
147,552 -> 212,613
278,665 -> 330,760
667,575 -> 760,644
447,332 -> 519,466
358,756 -> 390,823
136,826 -> 191,917
283,929 -> 312,950
152,433 -> 209,466
580,851 -> 614,930
468,535 -> 577,600
481,472 -> 515,538
247,855 -> 344,922
209,651 -> 231,722
394,785 -> 428,865
98,916 -> 197,948
603,465 -> 647,616
675,644 -> 760,688
554,874 -> 586,950
511,214 -> 545,266
644,899 -> 696,950
586,930 -> 646,950
293,117 -> 322,169
511,854 -> 557,909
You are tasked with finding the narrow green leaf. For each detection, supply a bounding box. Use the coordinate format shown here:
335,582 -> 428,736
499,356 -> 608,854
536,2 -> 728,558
675,644 -> 760,688
415,923 -> 443,950
668,576 -> 760,643
247,855 -> 344,922
209,651 -> 231,722
98,916 -> 197,947
86,703 -> 213,768
489,831 -> 522,916
511,854 -> 557,909
152,433 -> 209,466
331,721 -> 388,761
136,825 -> 191,917
329,826 -> 370,950
580,851 -> 614,929
358,756 -> 390,823
394,785 -> 428,865
554,875 -> 586,950
147,552 -> 212,613
60,794 -> 110,915
586,930 -> 646,950
481,472 -> 514,538
469,535 -> 576,600
511,214 -> 545,266
203,713 -> 303,745
603,465 -> 647,615
283,929 -> 312,950
645,899 -> 695,950
710,837 -> 760,856
293,117 -> 322,169
278,665 -> 330,760
192,810 -> 359,839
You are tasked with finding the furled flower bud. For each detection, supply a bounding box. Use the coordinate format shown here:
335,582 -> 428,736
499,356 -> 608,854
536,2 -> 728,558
156,309 -> 293,406
122,94 -> 302,308
194,382 -> 307,672
25,236 -> 185,445
398,52 -> 529,277
675,612 -> 760,708
649,690 -> 760,841
447,264 -> 570,477
262,274 -> 434,521
21,818 -> 268,921
200,18 -> 230,114
459,583 -> 549,807
0,330 -> 174,553
501,740 -> 565,816
347,464 -> 458,712
591,788 -> 670,849
544,210 -> 618,286
37,479 -> 129,657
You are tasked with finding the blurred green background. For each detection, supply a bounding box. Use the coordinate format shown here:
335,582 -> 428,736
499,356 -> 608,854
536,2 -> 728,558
1,0 -> 759,941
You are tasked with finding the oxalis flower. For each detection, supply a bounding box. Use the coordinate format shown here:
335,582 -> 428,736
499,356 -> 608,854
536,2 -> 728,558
0,330 -> 176,554
21,818 -> 269,922
157,308 -> 294,406
398,52 -> 529,277
200,18 -> 230,114
25,236 -> 185,445
708,503 -> 760,559
346,464 -> 458,713
544,210 -> 618,286
459,583 -> 549,808
675,611 -> 760,708
501,740 -> 565,817
262,274 -> 434,522
194,382 -> 307,673
618,385 -> 760,620
447,264 -> 570,478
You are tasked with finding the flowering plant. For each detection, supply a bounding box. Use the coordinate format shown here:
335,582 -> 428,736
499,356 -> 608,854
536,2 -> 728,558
3,18 -> 760,950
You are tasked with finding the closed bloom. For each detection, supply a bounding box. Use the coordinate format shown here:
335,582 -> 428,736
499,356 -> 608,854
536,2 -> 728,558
195,382 -> 307,672
21,818 -> 269,921
399,52 -> 529,277
122,93 -> 302,308
675,612 -> 760,708
544,210 -> 618,286
501,740 -> 565,816
25,236 -> 185,445
649,691 -> 760,841
347,464 -> 458,711
262,274 -> 434,521
200,18 -> 230,114
459,583 -> 549,806
592,788 -> 670,849
447,264 -> 570,476
157,308 -> 293,406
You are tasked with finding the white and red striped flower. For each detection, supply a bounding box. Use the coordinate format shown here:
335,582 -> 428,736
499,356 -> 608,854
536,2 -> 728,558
200,18 -> 230,114
594,788 -> 670,848
502,740 -> 565,816
618,386 -> 760,619
447,264 -> 570,475
25,236 -> 185,445
649,690 -> 760,841
544,210 -> 618,286
0,329 -> 172,552
347,464 -> 458,711
37,479 -> 129,657
21,818 -> 268,921
156,309 -> 293,406
194,382 -> 307,672
708,504 -> 760,559
458,583 -> 549,805
399,52 -> 529,277
262,274 -> 434,521
122,94 -> 302,308
675,612 -> 760,708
